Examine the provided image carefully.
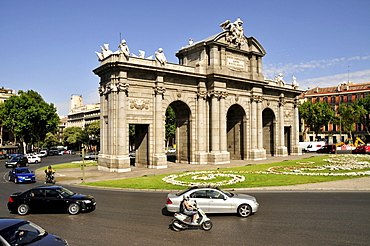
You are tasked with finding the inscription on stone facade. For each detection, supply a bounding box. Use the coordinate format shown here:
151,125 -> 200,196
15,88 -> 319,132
128,98 -> 150,110
227,56 -> 245,70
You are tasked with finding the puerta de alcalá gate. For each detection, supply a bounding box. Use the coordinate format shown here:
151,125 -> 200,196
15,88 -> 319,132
93,18 -> 302,172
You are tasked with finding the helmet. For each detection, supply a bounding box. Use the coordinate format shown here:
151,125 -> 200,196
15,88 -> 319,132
183,195 -> 190,201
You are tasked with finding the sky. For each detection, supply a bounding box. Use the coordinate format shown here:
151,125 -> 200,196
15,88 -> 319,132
1,0 -> 369,117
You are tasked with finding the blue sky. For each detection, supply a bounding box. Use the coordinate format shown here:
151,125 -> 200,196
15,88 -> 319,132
1,0 -> 369,116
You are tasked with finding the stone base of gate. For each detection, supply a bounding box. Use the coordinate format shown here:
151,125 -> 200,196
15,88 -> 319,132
276,146 -> 288,156
194,152 -> 209,165
249,149 -> 267,160
290,145 -> 303,156
98,155 -> 132,172
148,154 -> 168,169
208,151 -> 230,165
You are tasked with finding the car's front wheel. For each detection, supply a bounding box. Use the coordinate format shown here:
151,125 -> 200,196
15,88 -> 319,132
68,203 -> 80,215
17,204 -> 30,215
237,204 -> 252,217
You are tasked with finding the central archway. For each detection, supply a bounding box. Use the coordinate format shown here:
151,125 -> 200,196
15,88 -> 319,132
227,104 -> 246,160
168,101 -> 191,163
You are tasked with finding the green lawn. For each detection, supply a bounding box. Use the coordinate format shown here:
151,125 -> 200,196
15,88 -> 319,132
79,155 -> 369,189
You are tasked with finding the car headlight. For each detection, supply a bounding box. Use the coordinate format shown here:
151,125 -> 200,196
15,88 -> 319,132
82,200 -> 92,204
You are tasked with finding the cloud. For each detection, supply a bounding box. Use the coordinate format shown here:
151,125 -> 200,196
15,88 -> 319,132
299,69 -> 370,90
263,55 -> 370,79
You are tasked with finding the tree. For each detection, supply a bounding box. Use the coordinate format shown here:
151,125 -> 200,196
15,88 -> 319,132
81,121 -> 100,151
165,105 -> 176,148
337,103 -> 367,139
63,127 -> 83,150
299,101 -> 335,140
43,132 -> 59,149
353,96 -> 370,135
0,90 -> 59,153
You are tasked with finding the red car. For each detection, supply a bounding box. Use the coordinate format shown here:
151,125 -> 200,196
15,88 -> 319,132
352,146 -> 370,154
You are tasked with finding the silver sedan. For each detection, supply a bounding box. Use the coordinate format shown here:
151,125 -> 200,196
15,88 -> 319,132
165,186 -> 259,217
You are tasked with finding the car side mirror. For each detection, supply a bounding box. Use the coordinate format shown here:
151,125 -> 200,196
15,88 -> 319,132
223,196 -> 228,200
31,171 -> 34,173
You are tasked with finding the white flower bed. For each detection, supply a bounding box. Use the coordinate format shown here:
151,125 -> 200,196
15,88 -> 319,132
162,154 -> 370,186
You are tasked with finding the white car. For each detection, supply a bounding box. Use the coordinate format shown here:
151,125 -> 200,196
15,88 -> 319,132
27,155 -> 41,164
165,186 -> 259,217
167,148 -> 176,153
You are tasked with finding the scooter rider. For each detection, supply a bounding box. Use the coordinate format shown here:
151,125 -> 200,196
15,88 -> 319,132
45,165 -> 55,183
182,196 -> 198,224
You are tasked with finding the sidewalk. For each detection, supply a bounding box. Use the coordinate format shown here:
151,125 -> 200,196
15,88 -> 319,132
36,153 -> 370,191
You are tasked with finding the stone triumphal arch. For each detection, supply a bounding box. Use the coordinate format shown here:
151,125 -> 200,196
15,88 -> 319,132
93,18 -> 302,172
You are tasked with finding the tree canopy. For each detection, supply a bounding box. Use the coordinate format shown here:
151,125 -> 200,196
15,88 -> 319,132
299,101 -> 335,140
0,90 -> 59,152
337,103 -> 367,139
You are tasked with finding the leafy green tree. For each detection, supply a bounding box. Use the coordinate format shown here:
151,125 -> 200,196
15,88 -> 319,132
337,103 -> 367,139
299,101 -> 335,140
165,105 -> 176,148
353,96 -> 370,135
81,121 -> 100,151
0,90 -> 59,153
63,127 -> 83,150
43,132 -> 59,149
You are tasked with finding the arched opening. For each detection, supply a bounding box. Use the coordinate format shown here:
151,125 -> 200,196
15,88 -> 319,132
167,101 -> 191,163
262,108 -> 275,156
227,104 -> 246,160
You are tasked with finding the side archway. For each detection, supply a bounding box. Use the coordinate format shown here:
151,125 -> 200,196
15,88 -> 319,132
262,108 -> 276,156
168,101 -> 191,163
227,104 -> 246,160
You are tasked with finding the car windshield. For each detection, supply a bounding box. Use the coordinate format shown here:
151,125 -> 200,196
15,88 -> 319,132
56,187 -> 75,198
0,221 -> 47,245
15,169 -> 31,174
10,157 -> 20,161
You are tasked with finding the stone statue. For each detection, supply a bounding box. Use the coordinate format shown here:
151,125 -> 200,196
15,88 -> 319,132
292,75 -> 299,87
118,39 -> 130,60
95,44 -> 113,61
220,18 -> 246,47
274,73 -> 285,85
155,48 -> 166,65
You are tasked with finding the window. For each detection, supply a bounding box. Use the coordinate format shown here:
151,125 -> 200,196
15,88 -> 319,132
207,190 -> 224,199
190,190 -> 207,198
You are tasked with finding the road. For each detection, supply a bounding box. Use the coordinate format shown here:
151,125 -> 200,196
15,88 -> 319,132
1,156 -> 369,245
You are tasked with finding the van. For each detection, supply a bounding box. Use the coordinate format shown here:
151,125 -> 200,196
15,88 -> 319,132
304,142 -> 326,152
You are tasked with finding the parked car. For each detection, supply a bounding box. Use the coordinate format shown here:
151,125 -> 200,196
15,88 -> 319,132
48,150 -> 59,156
5,156 -> 28,168
165,186 -> 259,217
317,145 -> 336,154
0,218 -> 69,245
166,148 -> 176,153
84,153 -> 98,160
0,154 -> 7,159
8,167 -> 36,183
27,155 -> 41,164
304,141 -> 326,152
352,146 -> 370,154
8,186 -> 96,215
38,150 -> 48,157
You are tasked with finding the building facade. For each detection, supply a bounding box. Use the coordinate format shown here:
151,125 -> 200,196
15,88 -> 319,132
93,19 -> 302,172
67,95 -> 100,128
301,82 -> 370,144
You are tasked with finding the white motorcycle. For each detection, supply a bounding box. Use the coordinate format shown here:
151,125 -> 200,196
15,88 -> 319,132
170,201 -> 212,231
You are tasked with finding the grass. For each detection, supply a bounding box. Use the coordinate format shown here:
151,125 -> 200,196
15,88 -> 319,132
79,155 -> 368,190
37,161 -> 98,170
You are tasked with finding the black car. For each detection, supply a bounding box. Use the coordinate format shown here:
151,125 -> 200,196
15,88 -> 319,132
0,218 -> 68,245
8,186 -> 96,216
5,156 -> 28,168
0,218 -> 69,245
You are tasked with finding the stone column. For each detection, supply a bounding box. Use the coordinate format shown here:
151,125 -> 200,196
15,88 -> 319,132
250,95 -> 266,160
152,75 -> 167,168
257,98 -> 263,150
210,91 -> 220,153
250,96 -> 258,150
220,92 -> 228,152
195,90 -> 208,164
291,99 -> 302,155
277,95 -> 288,156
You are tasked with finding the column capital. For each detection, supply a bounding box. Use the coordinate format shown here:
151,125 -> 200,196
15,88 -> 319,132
250,95 -> 263,103
153,86 -> 166,95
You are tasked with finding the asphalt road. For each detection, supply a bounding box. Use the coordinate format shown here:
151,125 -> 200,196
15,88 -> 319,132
1,156 -> 369,245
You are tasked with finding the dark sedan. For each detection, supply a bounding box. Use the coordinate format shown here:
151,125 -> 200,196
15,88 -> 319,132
8,167 -> 36,183
0,218 -> 68,245
8,186 -> 96,216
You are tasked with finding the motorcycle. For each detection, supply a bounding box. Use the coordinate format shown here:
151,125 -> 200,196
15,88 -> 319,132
44,171 -> 55,184
170,201 -> 212,231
